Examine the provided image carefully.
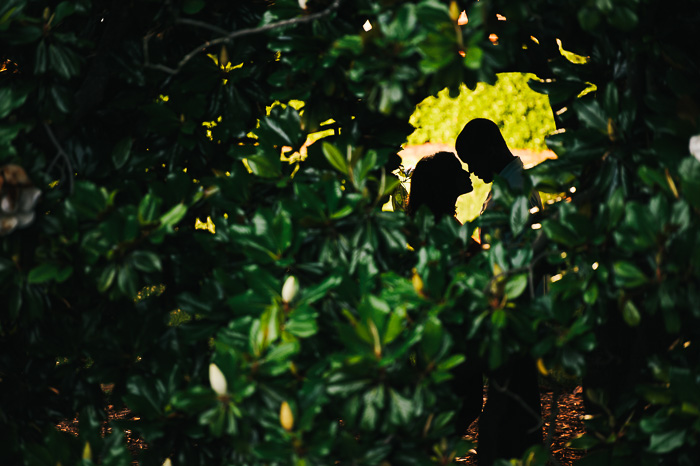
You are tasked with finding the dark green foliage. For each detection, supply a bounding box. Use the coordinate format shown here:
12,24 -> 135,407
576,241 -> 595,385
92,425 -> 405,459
1,0 -> 699,465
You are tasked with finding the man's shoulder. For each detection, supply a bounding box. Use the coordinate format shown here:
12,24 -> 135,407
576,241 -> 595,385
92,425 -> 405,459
498,157 -> 524,187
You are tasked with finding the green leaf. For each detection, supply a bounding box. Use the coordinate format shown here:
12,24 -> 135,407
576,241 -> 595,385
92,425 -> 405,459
437,354 -> 465,371
509,196 -> 529,235
528,79 -> 589,105
50,84 -> 71,114
117,264 -> 138,297
613,261 -> 648,288
383,311 -> 404,345
265,341 -> 300,362
54,2 -> 76,23
170,386 -> 214,413
574,99 -> 607,131
101,429 -> 131,466
542,219 -> 580,246
603,82 -> 619,117
0,258 -> 14,281
568,433 -> 600,450
504,273 -> 528,300
70,181 -> 108,219
622,300 -> 641,327
25,263 -> 71,285
422,316 -> 444,359
333,35 -> 362,54
138,193 -> 161,224
285,305 -> 319,338
463,46 -> 483,70
583,282 -> 598,305
8,25 -> 42,44
98,264 -> 117,293
322,142 -> 348,174
55,265 -> 73,283
159,203 -> 187,232
0,6 -> 18,27
303,274 -> 342,303
34,40 -> 47,74
112,137 -> 133,170
27,263 -> 59,284
607,187 -> 624,227
577,7 -> 601,31
608,6 -> 638,31
388,388 -> 412,425
131,250 -> 162,273
245,153 -> 282,178
255,105 -> 303,148
125,375 -> 162,417
649,429 -> 686,454
183,0 -> 205,14
48,43 -> 80,79
177,292 -> 211,315
0,87 -> 27,119
384,4 -> 417,41
491,309 -> 507,328
678,158 -> 700,208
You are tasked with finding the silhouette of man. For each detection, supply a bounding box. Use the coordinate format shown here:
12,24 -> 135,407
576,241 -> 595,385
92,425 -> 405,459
456,118 -> 543,216
455,118 -> 543,465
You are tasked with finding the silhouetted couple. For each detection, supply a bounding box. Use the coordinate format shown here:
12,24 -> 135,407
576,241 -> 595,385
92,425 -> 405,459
407,118 -> 543,465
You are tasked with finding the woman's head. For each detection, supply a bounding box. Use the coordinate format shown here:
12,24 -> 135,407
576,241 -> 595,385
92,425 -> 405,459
406,151 -> 472,219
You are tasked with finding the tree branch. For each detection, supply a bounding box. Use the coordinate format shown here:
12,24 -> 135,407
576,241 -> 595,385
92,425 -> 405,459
490,378 -> 544,434
146,0 -> 343,75
483,249 -> 549,299
175,17 -> 230,36
44,123 -> 74,194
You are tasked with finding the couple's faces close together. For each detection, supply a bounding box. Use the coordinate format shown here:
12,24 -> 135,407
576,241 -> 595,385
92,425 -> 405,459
463,155 -> 494,184
450,158 -> 473,196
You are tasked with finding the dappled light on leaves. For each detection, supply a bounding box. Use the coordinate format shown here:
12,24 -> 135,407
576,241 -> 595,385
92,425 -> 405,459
2,0 -> 699,464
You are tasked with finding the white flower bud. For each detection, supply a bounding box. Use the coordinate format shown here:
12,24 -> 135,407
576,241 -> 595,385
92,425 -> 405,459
18,187 -> 41,212
298,0 -> 307,9
281,276 -> 300,303
1,195 -> 13,214
209,363 -> 227,396
16,211 -> 35,228
690,135 -> 700,162
280,401 -> 294,431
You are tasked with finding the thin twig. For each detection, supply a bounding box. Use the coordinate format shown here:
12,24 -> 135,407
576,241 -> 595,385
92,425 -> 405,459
483,249 -> 550,299
175,17 -> 230,36
44,123 -> 74,194
146,0 -> 343,75
490,376 -> 563,466
490,378 -> 544,434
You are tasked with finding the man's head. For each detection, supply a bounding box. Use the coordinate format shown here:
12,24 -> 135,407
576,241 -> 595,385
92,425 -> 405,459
455,118 -> 515,184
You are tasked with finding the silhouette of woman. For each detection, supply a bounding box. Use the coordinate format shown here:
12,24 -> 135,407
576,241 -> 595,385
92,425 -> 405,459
406,151 -> 484,436
406,151 -> 472,221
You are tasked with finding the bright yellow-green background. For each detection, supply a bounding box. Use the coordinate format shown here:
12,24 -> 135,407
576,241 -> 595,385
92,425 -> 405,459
404,73 -> 556,223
